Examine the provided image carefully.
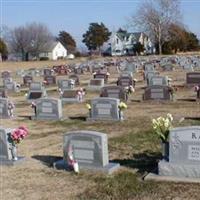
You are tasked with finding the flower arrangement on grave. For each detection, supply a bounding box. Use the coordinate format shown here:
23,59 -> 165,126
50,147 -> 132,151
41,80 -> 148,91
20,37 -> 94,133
11,126 -> 29,145
8,101 -> 15,117
118,102 -> 127,110
152,113 -> 173,143
76,88 -> 86,102
67,146 -> 79,173
194,85 -> 200,92
86,103 -> 91,110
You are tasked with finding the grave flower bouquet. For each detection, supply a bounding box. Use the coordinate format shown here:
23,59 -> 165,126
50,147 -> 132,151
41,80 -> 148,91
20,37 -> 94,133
194,85 -> 200,92
11,126 -> 29,144
152,113 -> 173,143
118,102 -> 127,110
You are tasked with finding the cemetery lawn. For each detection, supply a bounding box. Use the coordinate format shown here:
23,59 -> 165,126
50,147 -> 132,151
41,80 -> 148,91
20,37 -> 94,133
1,58 -> 200,200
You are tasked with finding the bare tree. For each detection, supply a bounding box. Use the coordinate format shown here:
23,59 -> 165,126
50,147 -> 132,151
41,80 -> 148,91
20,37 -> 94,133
9,22 -> 52,60
130,0 -> 181,54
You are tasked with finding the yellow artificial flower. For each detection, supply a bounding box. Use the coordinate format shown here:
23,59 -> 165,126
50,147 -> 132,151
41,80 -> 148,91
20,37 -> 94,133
86,103 -> 91,110
119,102 -> 127,109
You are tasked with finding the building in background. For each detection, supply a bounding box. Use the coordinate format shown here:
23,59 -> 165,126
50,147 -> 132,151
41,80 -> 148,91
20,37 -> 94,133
110,29 -> 155,56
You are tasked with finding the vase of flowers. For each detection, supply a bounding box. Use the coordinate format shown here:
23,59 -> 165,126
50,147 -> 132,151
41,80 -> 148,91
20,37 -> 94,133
152,113 -> 173,161
10,126 -> 29,161
118,102 -> 127,120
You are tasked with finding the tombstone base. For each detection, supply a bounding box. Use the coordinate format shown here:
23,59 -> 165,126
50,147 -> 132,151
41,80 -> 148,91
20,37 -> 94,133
87,117 -> 123,122
0,157 -> 25,166
158,160 -> 200,178
53,159 -> 120,174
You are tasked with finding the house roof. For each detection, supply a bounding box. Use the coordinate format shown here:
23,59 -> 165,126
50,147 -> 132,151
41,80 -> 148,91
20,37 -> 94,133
116,31 -> 146,42
42,41 -> 60,52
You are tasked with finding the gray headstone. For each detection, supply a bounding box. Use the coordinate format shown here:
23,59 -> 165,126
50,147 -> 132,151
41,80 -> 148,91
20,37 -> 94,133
23,75 -> 33,86
61,90 -> 82,103
88,79 -> 104,91
143,86 -> 172,101
44,75 -> 56,85
57,79 -> 75,91
89,97 -> 122,121
100,86 -> 128,101
27,82 -> 47,101
35,98 -> 63,120
159,126 -> 200,178
0,98 -> 12,118
186,72 -> 200,86
149,76 -> 169,87
54,130 -> 120,174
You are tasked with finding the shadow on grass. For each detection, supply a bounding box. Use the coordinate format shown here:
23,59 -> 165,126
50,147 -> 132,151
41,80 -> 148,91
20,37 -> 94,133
112,150 -> 161,174
177,98 -> 196,102
17,115 -> 32,120
32,155 -> 62,167
69,116 -> 87,121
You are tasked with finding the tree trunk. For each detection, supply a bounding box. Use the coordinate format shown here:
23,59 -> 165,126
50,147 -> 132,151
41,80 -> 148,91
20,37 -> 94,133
158,25 -> 162,55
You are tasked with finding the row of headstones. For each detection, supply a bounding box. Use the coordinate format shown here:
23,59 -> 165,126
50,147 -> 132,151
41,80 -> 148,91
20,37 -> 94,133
1,124 -> 200,178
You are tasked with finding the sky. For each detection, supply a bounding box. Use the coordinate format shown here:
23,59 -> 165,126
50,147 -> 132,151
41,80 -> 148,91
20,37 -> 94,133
1,0 -> 200,49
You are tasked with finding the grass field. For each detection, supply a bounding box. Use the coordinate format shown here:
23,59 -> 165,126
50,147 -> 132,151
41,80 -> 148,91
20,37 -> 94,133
0,57 -> 200,200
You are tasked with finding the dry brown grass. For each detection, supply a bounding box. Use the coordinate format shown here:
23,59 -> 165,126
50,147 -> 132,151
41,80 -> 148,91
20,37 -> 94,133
0,58 -> 200,200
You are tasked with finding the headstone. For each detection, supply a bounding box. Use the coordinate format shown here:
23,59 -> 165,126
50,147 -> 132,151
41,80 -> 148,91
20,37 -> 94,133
69,74 -> 80,86
57,79 -> 75,91
148,76 -> 169,87
61,90 -> 81,103
0,127 -> 24,165
0,88 -> 7,98
1,71 -> 11,79
143,86 -> 173,101
88,79 -> 104,91
159,126 -> 200,178
34,98 -> 63,120
162,64 -> 174,71
186,72 -> 200,86
43,68 -> 53,76
0,98 -> 12,118
117,75 -> 134,88
88,97 -> 123,121
100,86 -> 128,101
74,67 -> 84,75
53,130 -> 120,174
23,75 -> 33,86
44,75 -> 56,85
94,73 -> 108,83
27,82 -> 47,101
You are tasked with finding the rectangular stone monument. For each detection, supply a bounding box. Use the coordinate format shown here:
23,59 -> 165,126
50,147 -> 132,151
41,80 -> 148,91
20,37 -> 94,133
53,130 -> 120,174
0,98 -> 11,119
0,88 -> 7,98
57,79 -> 74,91
27,82 -> 47,101
143,86 -> 172,101
43,68 -> 53,76
1,71 -> 11,79
186,72 -> 200,86
88,97 -> 122,121
94,73 -> 108,83
144,64 -> 155,72
100,86 -> 128,101
44,75 -> 56,85
34,98 -> 63,120
148,76 -> 168,87
117,75 -> 133,88
88,79 -> 104,91
159,126 -> 200,178
61,90 -> 81,103
23,75 -> 33,86
0,127 -> 24,165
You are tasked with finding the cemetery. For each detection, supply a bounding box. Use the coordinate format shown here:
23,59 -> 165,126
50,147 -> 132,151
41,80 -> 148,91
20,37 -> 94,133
0,55 -> 200,199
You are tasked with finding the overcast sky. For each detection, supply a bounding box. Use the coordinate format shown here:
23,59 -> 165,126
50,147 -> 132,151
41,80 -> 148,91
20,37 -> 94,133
1,0 -> 200,49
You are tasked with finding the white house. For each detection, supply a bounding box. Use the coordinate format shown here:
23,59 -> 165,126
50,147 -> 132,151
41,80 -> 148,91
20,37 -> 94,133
39,41 -> 67,60
110,30 -> 154,56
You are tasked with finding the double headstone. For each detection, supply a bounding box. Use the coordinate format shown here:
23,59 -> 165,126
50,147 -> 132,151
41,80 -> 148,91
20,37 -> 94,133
88,79 -> 104,91
159,126 -> 200,178
143,85 -> 173,101
148,76 -> 169,87
34,98 -> 63,120
88,97 -> 123,121
186,72 -> 200,86
100,86 -> 128,101
54,130 -> 120,174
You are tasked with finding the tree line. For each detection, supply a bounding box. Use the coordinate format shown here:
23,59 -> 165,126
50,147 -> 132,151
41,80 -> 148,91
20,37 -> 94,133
0,0 -> 199,60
